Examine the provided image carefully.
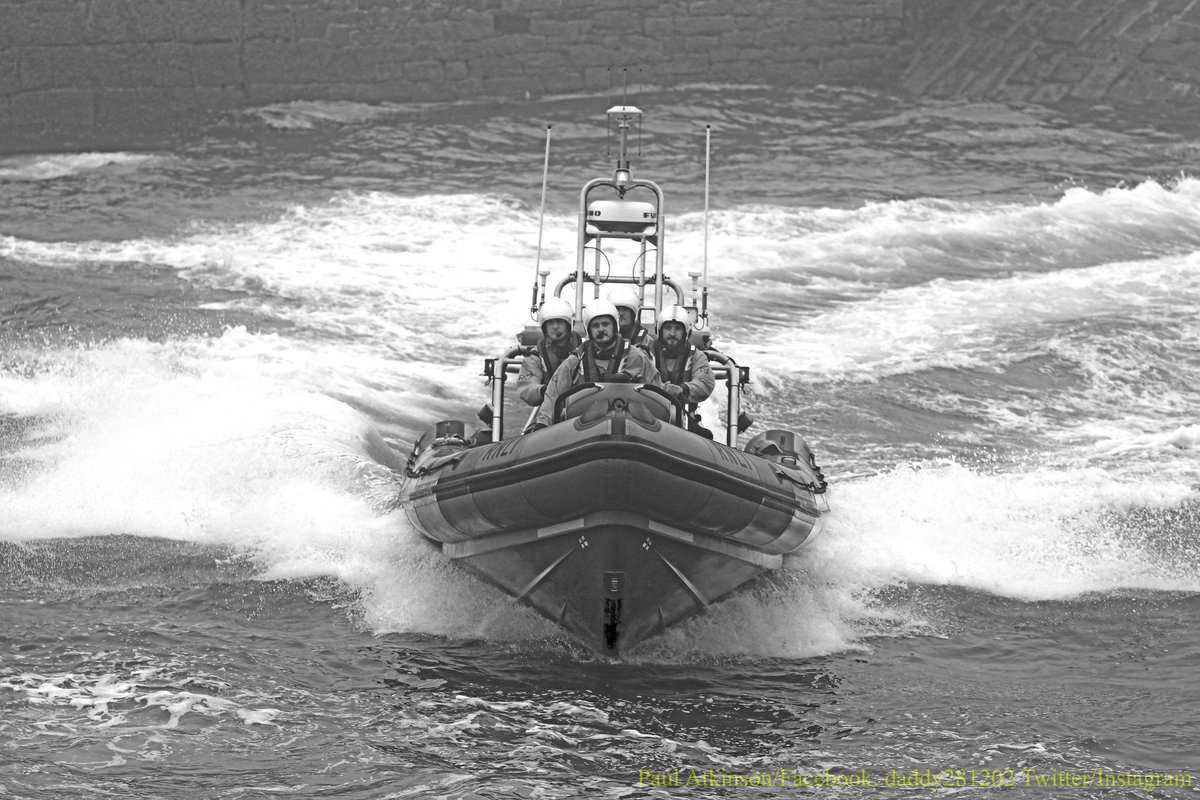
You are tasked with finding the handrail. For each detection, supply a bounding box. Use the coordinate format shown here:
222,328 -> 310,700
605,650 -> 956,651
488,345 -> 532,441
703,350 -> 745,447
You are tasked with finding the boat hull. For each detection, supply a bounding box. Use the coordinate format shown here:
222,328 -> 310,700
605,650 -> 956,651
398,389 -> 827,654
441,511 -> 792,653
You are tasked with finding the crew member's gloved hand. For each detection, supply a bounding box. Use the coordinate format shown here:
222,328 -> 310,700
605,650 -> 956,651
606,372 -> 633,384
527,422 -> 548,432
664,383 -> 684,398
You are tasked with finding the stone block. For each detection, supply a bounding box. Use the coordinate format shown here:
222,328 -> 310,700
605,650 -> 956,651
493,11 -> 532,34
509,0 -> 565,11
686,0 -> 758,16
1106,63 -> 1195,104
370,43 -> 434,64
990,82 -> 1035,103
426,39 -> 474,61
1041,11 -> 1089,44
529,18 -> 588,38
326,24 -> 356,47
672,14 -> 737,35
520,50 -> 573,71
87,0 -> 174,43
793,18 -> 842,46
454,15 -> 497,40
709,45 -> 754,65
719,28 -> 758,48
0,51 -> 18,94
376,60 -> 445,83
88,43 -> 193,89
582,65 -> 612,89
762,59 -> 821,85
16,47 -> 63,91
292,6 -> 333,40
90,86 -> 219,128
566,42 -> 613,64
481,74 -> 536,97
658,54 -> 711,81
539,67 -> 583,93
590,8 -> 646,32
813,56 -> 872,83
244,7 -> 295,40
10,88 -> 94,126
663,35 -> 720,56
1143,41 -> 1200,69
439,75 -> 484,100
241,42 -> 309,83
997,45 -> 1047,86
3,1 -> 89,47
170,0 -> 242,41
172,43 -> 245,87
1045,55 -> 1089,84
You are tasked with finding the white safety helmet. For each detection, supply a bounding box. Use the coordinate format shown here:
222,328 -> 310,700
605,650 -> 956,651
606,285 -> 642,315
582,299 -> 620,335
536,297 -> 574,332
657,305 -> 692,338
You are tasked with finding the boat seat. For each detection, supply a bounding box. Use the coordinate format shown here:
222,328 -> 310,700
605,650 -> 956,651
559,383 -> 676,425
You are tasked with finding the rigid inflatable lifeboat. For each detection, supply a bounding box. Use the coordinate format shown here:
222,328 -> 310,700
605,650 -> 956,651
397,104 -> 829,655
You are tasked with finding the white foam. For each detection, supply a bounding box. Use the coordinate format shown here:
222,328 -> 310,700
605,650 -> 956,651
1,669 -> 277,730
0,330 -> 407,545
719,240 -> 1200,384
816,461 -> 1199,600
0,152 -> 164,181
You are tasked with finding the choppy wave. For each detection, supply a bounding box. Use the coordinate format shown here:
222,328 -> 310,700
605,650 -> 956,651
0,152 -> 165,182
4,89 -> 1200,664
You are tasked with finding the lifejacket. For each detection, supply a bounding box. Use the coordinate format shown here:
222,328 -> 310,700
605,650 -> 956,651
650,340 -> 693,386
537,332 -> 580,385
651,340 -> 713,438
624,324 -> 651,350
578,337 -> 629,382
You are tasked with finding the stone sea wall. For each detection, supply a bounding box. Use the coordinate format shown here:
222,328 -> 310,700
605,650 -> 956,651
901,0 -> 1200,107
2,0 -> 1200,140
0,0 -> 907,135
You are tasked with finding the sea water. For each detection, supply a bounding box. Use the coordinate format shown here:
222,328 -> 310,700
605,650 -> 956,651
2,86 -> 1198,798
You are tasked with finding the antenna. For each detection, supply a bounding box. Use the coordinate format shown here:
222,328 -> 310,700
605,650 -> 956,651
530,124 -> 552,315
702,124 -> 711,322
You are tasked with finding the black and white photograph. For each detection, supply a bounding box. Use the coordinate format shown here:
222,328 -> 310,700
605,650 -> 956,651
2,1 -> 1198,797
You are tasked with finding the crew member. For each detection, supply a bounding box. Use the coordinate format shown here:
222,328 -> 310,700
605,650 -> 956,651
606,285 -> 652,350
647,305 -> 715,436
529,299 -> 660,431
516,297 -> 580,406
